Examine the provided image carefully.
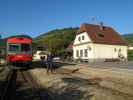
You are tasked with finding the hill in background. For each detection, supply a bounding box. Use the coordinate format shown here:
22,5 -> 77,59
34,27 -> 78,54
123,33 -> 133,45
34,28 -> 133,54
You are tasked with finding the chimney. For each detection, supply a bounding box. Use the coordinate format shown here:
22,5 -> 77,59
100,22 -> 104,30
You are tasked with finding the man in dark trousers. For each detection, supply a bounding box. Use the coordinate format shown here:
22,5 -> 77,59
46,52 -> 54,73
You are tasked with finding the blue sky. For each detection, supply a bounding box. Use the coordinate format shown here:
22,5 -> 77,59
0,0 -> 133,38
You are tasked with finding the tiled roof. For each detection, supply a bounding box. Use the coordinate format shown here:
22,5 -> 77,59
77,23 -> 128,45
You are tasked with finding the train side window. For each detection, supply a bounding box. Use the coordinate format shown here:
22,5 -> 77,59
21,44 -> 30,52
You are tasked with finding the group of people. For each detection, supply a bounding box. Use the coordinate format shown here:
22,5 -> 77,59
40,52 -> 55,73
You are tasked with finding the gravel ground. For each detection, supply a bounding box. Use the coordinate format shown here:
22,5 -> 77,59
29,64 -> 133,100
0,66 -> 10,80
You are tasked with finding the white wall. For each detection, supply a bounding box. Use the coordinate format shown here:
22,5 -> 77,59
93,44 -> 127,60
73,43 -> 93,59
73,32 -> 94,62
73,32 -> 92,45
73,32 -> 128,62
73,43 -> 127,62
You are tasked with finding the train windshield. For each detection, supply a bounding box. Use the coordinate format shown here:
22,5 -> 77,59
8,43 -> 31,53
21,44 -> 31,52
8,44 -> 20,52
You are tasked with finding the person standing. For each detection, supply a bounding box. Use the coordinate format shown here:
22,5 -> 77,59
46,52 -> 54,73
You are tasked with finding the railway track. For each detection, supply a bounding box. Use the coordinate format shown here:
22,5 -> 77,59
0,68 -> 17,100
0,66 -> 52,100
2,63 -> 133,100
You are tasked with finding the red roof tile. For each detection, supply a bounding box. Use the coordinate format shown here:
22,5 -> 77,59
77,23 -> 128,45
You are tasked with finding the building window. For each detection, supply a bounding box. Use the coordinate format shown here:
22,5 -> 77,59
119,48 -> 121,52
76,50 -> 79,57
82,35 -> 85,40
80,50 -> 83,57
114,48 -> 117,52
84,49 -> 88,57
78,37 -> 81,41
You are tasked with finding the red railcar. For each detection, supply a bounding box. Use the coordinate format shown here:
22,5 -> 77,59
5,35 -> 32,67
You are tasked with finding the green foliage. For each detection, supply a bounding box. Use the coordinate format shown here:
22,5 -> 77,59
128,50 -> 133,61
34,27 -> 78,54
34,29 -> 133,57
120,33 -> 133,60
122,33 -> 133,45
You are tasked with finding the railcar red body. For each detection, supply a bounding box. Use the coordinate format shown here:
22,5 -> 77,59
7,54 -> 32,62
5,35 -> 32,67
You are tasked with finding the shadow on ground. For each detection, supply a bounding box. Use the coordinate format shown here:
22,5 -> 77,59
0,80 -> 6,98
31,61 -> 76,70
15,70 -> 103,100
15,85 -> 52,100
16,80 -> 94,100
46,76 -> 102,100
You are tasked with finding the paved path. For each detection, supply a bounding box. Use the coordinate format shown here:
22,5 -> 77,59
86,61 -> 133,69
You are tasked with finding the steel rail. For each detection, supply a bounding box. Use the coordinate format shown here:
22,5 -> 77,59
0,68 -> 17,100
18,70 -> 53,100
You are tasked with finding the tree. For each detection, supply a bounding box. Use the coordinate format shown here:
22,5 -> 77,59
33,27 -> 78,55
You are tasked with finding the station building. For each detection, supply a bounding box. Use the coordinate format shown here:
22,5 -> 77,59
73,23 -> 128,62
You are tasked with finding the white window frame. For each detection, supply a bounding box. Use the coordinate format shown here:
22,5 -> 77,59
82,35 -> 85,40
76,50 -> 79,57
84,49 -> 88,57
80,49 -> 83,57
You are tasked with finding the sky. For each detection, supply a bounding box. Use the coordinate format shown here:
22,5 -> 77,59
0,0 -> 133,38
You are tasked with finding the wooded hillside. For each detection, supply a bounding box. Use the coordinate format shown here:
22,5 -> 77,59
34,27 -> 78,53
34,28 -> 133,55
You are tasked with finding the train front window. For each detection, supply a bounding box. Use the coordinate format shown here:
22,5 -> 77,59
21,44 -> 31,52
8,44 -> 20,51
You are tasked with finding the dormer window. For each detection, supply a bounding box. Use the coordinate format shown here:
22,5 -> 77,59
82,35 -> 85,40
97,33 -> 104,38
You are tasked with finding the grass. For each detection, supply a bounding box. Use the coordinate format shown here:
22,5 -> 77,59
128,50 -> 133,61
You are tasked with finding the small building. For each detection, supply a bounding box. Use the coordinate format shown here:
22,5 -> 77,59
33,50 -> 47,61
73,23 -> 128,62
33,46 -> 48,61
128,45 -> 133,50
